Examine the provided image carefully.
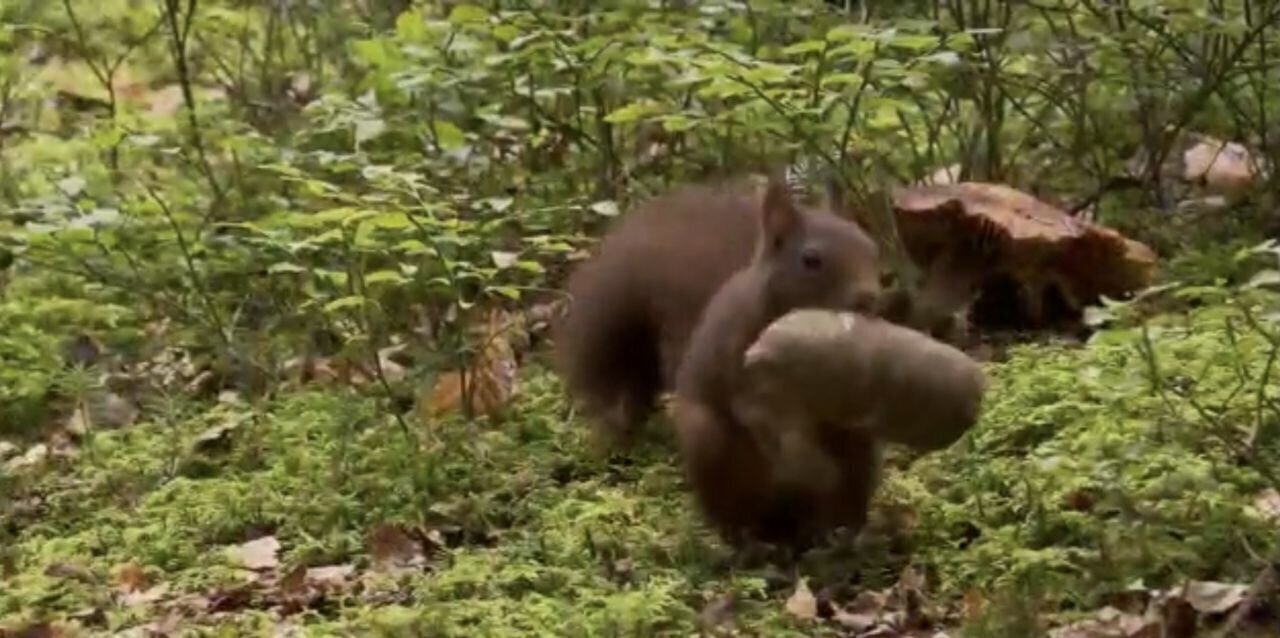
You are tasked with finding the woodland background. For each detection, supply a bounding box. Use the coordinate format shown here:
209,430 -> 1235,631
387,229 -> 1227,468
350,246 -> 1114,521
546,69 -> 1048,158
2,0 -> 1280,635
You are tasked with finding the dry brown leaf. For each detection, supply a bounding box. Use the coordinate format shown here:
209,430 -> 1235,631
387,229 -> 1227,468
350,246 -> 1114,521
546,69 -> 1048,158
368,524 -> 426,572
44,561 -> 95,583
696,592 -> 737,633
307,564 -> 355,589
785,578 -> 819,621
1182,136 -> 1262,197
5,444 -> 49,472
139,611 -> 184,637
192,416 -> 244,455
228,536 -> 281,570
831,608 -> 879,632
146,85 -> 185,118
120,582 -> 170,608
278,564 -> 307,598
114,563 -> 149,593
1178,581 -> 1249,615
418,308 -> 521,425
961,589 -> 986,620
2,621 -> 67,638
1048,605 -> 1160,638
1249,489 -> 1280,523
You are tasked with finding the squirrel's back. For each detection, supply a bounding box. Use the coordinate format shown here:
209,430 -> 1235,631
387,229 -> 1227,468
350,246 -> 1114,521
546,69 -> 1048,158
553,178 -> 766,447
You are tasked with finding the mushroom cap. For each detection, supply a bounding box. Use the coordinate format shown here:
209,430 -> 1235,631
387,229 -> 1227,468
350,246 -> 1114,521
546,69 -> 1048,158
890,182 -> 1157,303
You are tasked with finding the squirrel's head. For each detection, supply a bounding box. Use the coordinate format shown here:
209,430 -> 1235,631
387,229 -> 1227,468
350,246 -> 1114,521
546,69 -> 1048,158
753,170 -> 882,316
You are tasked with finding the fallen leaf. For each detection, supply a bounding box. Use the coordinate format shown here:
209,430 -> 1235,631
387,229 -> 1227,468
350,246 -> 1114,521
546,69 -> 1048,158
2,621 -> 66,638
418,308 -> 521,424
785,578 -> 819,621
278,564 -> 307,598
697,592 -> 737,632
45,561 -> 95,583
832,607 -> 879,631
193,416 -> 244,455
120,582 -> 170,608
207,584 -> 254,612
228,536 -> 281,570
1250,489 -> 1280,523
114,563 -> 149,593
307,564 -> 355,588
961,588 -> 986,620
1182,136 -> 1261,197
139,611 -> 183,637
368,524 -> 425,572
1048,605 -> 1160,638
1179,580 -> 1248,615
5,443 -> 49,472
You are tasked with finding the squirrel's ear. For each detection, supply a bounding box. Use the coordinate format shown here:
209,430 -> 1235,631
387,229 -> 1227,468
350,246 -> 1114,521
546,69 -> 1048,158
761,169 -> 801,248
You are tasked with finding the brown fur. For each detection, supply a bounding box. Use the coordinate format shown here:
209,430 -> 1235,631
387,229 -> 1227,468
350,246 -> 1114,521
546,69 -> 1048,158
670,173 -> 882,548
553,173 -> 876,450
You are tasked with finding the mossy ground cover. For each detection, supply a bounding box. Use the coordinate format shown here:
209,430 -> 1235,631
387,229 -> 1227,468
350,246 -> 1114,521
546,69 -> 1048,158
4,285 -> 1278,636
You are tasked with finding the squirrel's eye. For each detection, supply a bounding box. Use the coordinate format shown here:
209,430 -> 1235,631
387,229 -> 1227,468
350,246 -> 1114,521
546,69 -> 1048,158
800,249 -> 823,270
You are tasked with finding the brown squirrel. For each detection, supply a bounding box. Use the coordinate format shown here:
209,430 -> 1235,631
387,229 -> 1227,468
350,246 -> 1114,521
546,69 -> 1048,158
553,171 -> 880,452
669,172 -> 884,548
555,169 -> 974,548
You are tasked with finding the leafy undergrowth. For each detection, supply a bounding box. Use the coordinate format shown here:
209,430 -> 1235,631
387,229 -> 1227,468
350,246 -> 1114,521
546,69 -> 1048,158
3,289 -> 1279,636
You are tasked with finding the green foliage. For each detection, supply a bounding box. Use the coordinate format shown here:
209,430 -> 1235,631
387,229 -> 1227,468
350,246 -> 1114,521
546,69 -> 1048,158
5,0 -> 1280,634
898,284 -> 1280,611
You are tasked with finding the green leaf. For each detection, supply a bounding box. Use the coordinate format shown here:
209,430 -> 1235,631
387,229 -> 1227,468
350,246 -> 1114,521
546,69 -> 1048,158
888,34 -> 938,51
604,101 -> 662,124
821,72 -> 863,88
268,262 -> 306,275
781,40 -> 826,57
324,295 -> 367,313
448,4 -> 490,25
1245,270 -> 1280,290
515,260 -> 546,274
431,120 -> 467,151
365,270 -> 410,286
487,286 -> 521,300
661,114 -> 698,132
395,10 -> 427,40
355,117 -> 384,145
